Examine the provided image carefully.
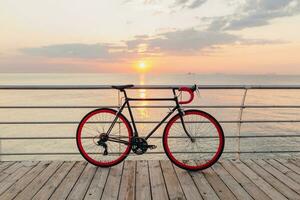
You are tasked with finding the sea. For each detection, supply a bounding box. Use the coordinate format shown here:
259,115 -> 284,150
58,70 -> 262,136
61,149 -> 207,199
0,73 -> 299,160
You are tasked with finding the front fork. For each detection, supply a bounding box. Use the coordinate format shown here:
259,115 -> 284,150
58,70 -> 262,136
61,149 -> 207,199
179,109 -> 195,143
173,88 -> 195,142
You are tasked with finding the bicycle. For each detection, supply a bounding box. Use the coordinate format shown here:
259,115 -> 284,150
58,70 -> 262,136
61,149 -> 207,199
76,85 -> 225,171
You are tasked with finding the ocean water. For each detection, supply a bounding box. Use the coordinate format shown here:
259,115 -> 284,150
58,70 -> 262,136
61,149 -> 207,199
0,73 -> 299,161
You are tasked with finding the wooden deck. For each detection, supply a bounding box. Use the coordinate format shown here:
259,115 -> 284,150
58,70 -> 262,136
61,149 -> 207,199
0,159 -> 300,200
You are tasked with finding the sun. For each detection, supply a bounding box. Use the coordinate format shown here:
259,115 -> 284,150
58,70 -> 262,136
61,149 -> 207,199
138,62 -> 146,70
135,61 -> 149,72
134,60 -> 152,73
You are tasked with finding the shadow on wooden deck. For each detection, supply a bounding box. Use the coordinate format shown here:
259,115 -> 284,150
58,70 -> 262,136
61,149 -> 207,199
0,159 -> 300,200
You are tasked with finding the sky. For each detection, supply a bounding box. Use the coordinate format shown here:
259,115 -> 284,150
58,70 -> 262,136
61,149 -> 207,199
0,0 -> 300,74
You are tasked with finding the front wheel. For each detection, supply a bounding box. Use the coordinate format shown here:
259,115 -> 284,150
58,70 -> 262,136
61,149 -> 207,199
163,110 -> 225,171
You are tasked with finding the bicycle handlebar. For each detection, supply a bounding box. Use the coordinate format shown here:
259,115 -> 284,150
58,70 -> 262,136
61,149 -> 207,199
178,85 -> 197,104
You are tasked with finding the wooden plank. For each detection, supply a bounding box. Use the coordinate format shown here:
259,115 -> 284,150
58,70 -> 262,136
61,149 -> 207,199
190,170 -> 219,199
49,161 -> 87,200
221,160 -> 270,200
290,158 -> 300,167
84,167 -> 110,200
203,166 -> 237,200
233,160 -> 287,200
0,162 -> 15,173
265,159 -> 300,184
173,164 -> 203,200
0,161 -> 38,195
148,160 -> 169,200
14,161 -> 62,200
160,160 -> 186,200
0,162 -> 22,182
211,162 -> 253,200
243,159 -> 300,199
67,163 -> 97,200
118,160 -> 136,200
32,161 -> 75,200
101,162 -> 124,200
254,159 -> 300,194
135,160 -> 151,200
276,158 -> 300,175
0,161 -> 50,200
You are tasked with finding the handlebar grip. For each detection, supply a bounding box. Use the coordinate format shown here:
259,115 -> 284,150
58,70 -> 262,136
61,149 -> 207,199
178,87 -> 194,104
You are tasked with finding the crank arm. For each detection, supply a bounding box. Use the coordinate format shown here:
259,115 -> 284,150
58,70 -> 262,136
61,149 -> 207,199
147,145 -> 157,150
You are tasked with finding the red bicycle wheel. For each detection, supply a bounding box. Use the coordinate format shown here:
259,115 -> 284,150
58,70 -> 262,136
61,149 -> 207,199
76,108 -> 133,167
163,110 -> 224,171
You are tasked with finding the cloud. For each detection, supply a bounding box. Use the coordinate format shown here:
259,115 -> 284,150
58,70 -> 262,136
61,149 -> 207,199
172,0 -> 207,9
126,28 -> 283,54
22,43 -> 111,59
208,0 -> 300,31
21,27 -> 282,60
187,0 -> 207,9
127,28 -> 240,54
22,1 -> 297,60
21,43 -> 132,60
21,29 -> 240,60
125,0 -> 207,10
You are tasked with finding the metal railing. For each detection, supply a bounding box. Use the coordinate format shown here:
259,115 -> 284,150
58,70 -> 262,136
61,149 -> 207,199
0,84 -> 300,160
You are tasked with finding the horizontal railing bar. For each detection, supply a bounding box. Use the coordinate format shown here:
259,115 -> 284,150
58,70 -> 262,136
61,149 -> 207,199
1,135 -> 300,140
0,105 -> 300,109
1,120 -> 300,124
1,85 -> 300,90
1,150 -> 300,155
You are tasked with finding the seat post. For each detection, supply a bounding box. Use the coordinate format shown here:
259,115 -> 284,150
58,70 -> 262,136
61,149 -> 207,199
121,89 -> 128,99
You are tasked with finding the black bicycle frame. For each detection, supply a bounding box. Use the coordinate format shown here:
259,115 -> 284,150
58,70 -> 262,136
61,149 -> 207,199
106,89 -> 193,144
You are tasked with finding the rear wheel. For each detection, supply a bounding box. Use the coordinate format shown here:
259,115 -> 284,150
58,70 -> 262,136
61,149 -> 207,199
76,108 -> 133,167
163,110 -> 224,171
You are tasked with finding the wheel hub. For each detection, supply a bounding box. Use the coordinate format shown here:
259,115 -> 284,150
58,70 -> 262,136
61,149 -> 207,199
99,133 -> 108,142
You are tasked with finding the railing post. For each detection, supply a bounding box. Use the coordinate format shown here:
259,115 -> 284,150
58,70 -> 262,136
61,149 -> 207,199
237,88 -> 248,160
118,90 -> 121,154
0,136 -> 1,161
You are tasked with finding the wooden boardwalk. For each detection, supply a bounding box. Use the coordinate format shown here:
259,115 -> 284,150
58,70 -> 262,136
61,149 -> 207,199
0,159 -> 300,200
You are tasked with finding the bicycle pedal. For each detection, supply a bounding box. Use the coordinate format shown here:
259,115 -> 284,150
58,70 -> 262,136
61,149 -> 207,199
148,145 -> 157,150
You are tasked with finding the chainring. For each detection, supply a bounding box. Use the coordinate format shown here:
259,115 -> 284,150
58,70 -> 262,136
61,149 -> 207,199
131,137 -> 148,155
